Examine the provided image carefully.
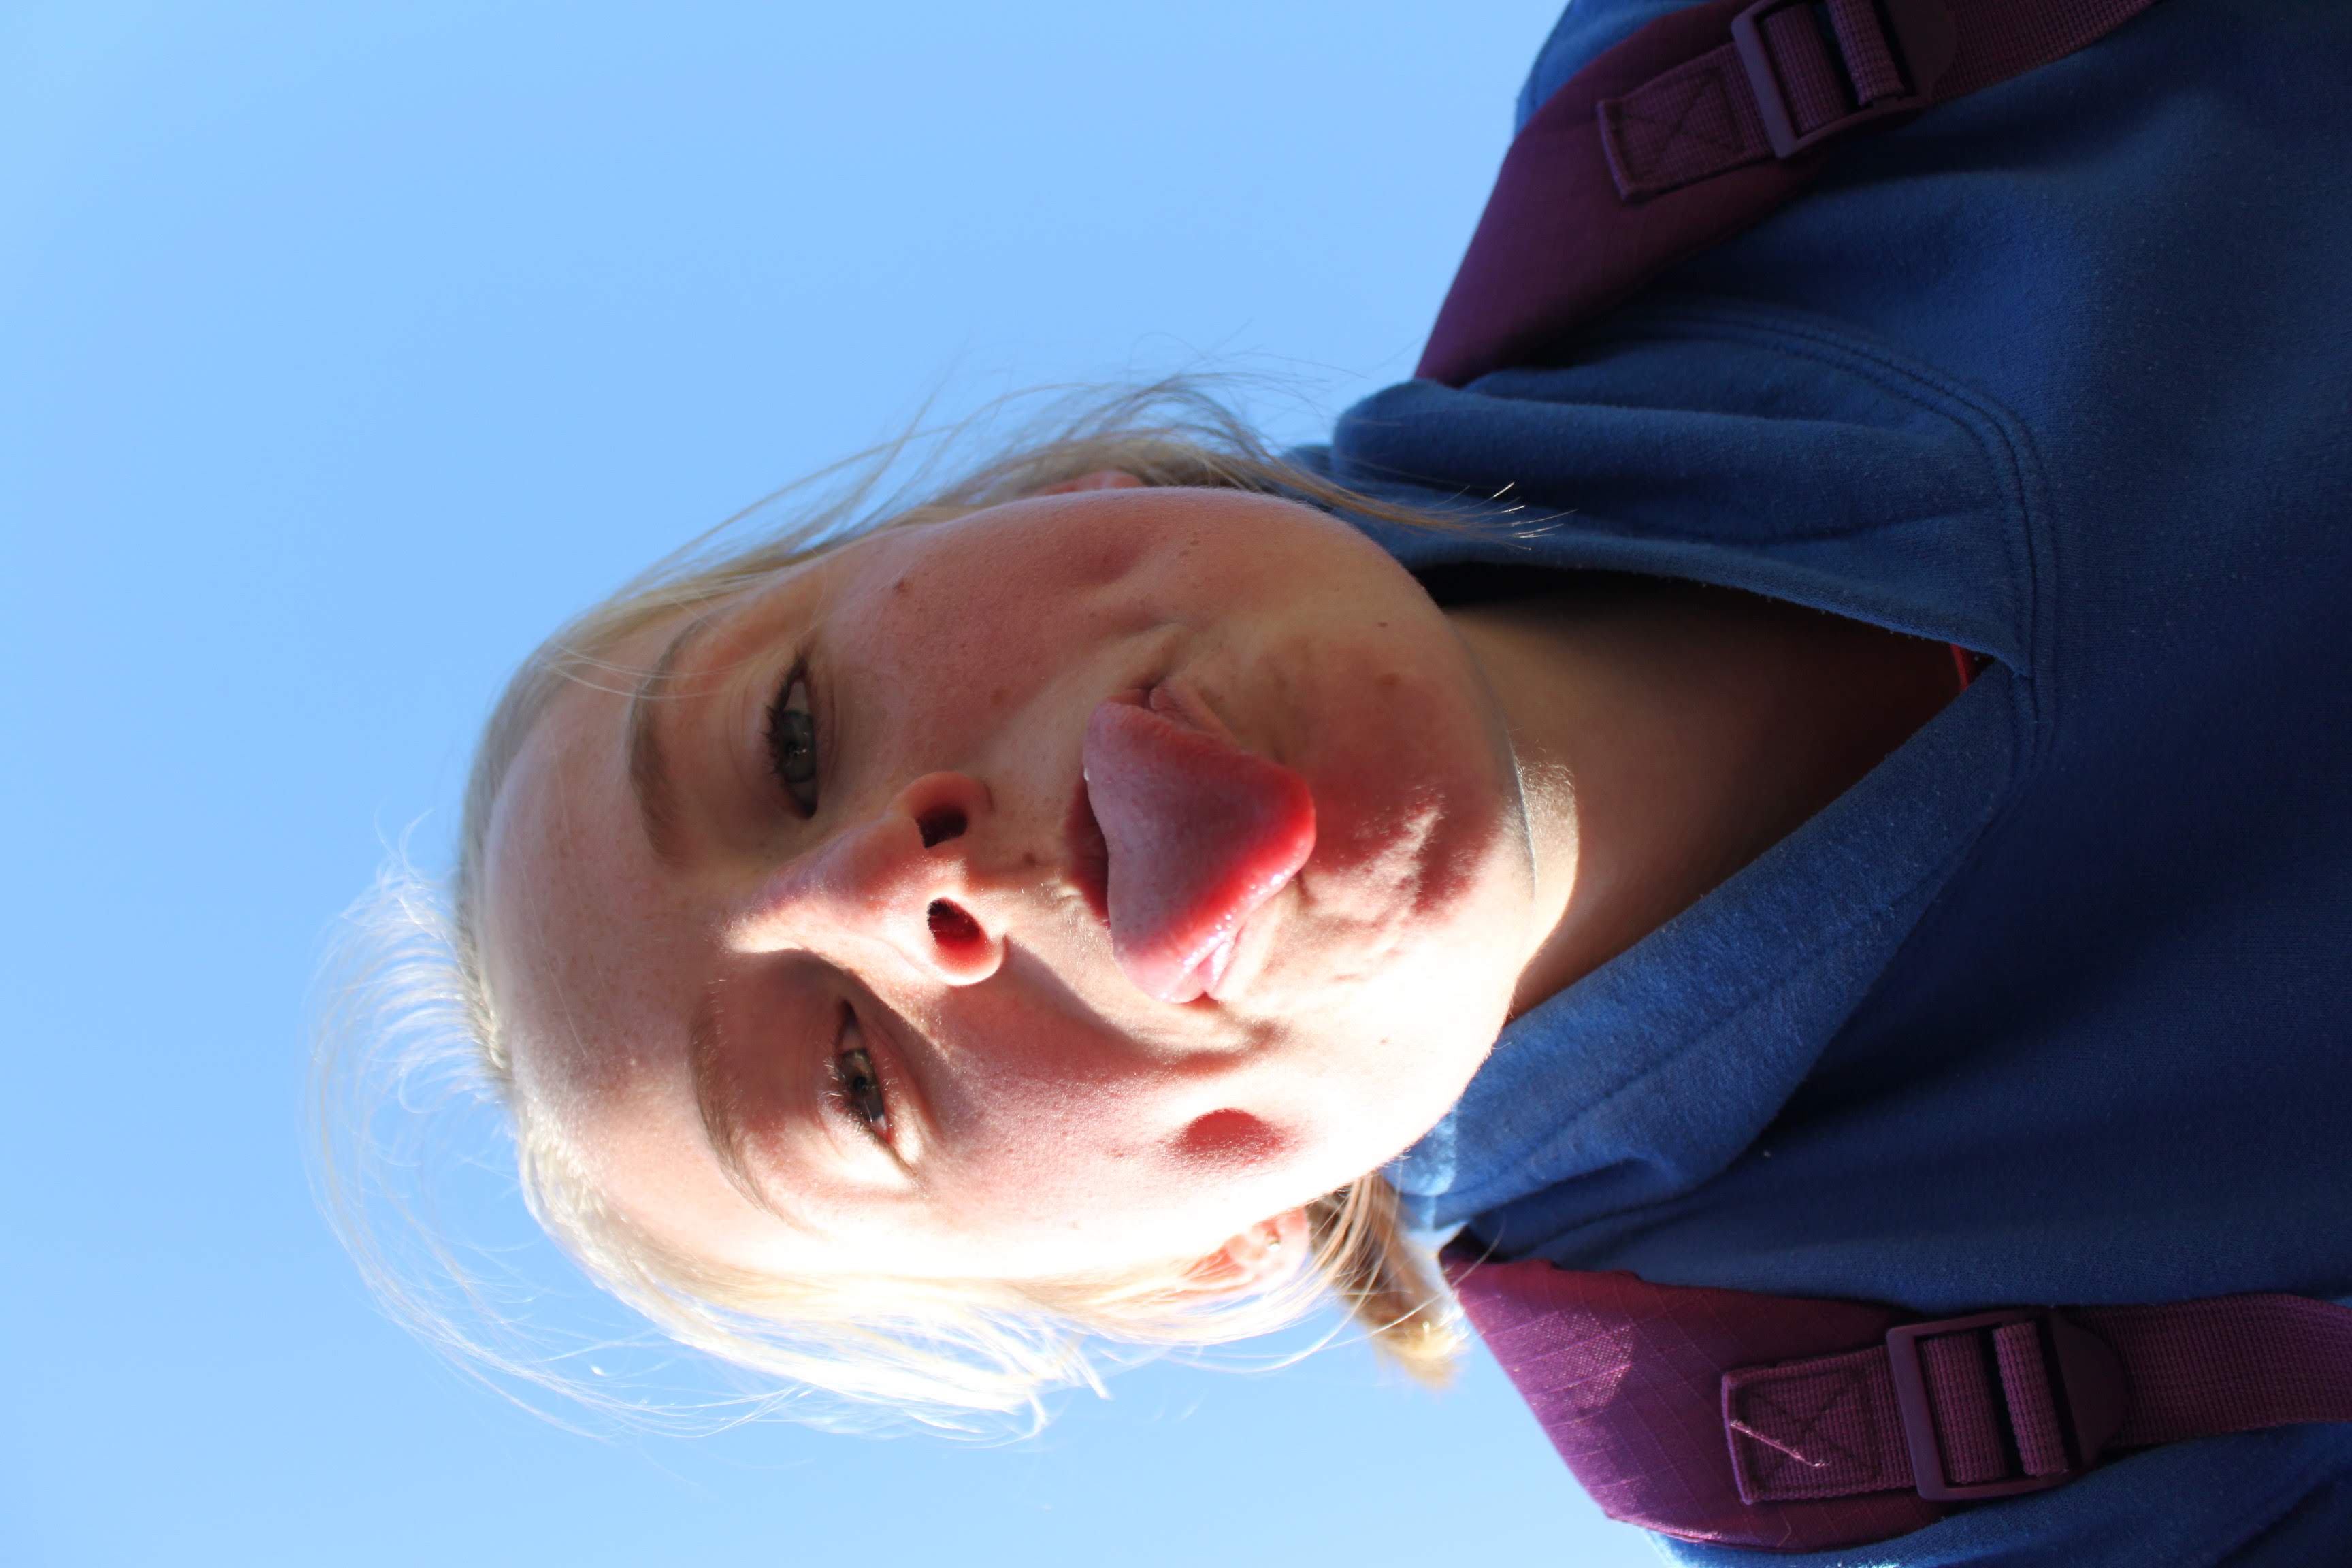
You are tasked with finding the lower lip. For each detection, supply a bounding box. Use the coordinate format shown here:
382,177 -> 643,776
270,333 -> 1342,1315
1200,896 -> 1280,1004
1173,930 -> 1239,1004
1167,681 -> 1310,1005
1195,939 -> 1241,1003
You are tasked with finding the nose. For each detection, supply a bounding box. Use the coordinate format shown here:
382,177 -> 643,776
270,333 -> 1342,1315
725,772 -> 1008,985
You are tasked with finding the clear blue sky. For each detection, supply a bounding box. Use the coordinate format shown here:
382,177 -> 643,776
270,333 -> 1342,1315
0,3 -> 1658,1563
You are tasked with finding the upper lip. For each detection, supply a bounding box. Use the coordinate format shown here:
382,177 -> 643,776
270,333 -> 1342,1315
1062,679 -> 1166,928
1145,679 -> 1240,749
1063,771 -> 1111,924
1062,676 -> 1233,928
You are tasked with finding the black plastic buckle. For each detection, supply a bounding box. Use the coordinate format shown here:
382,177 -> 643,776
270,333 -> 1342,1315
1731,0 -> 1958,158
1885,1309 -> 2128,1501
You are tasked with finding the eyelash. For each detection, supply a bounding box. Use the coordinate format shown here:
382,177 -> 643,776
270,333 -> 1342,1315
823,1004 -> 891,1141
763,658 -> 820,816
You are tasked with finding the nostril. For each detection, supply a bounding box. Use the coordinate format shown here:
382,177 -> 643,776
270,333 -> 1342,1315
927,899 -> 981,947
917,807 -> 968,848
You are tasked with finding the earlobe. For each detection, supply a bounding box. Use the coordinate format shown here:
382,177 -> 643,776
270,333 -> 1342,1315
1032,469 -> 1145,496
1183,1207 -> 1313,1298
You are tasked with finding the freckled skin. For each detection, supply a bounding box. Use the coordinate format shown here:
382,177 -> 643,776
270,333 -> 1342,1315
480,489 -> 1540,1285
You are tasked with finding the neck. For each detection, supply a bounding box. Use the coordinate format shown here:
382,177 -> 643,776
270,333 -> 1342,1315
1447,576 -> 1959,1019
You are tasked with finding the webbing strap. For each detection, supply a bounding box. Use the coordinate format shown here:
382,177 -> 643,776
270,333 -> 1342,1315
1418,0 -> 2161,385
1731,1296 -> 2352,1504
1448,1255 -> 2352,1551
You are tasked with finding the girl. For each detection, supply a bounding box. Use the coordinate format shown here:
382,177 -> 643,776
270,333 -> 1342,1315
318,0 -> 2352,1560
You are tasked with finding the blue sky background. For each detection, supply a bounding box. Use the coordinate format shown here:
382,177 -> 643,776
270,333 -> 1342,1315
1,2 -> 1659,1563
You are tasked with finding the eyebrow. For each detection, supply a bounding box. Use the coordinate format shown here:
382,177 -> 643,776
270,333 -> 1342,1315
687,993 -> 815,1238
625,610 -> 721,866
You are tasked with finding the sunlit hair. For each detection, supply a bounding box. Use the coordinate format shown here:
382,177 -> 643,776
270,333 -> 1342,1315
312,379 -> 1469,1431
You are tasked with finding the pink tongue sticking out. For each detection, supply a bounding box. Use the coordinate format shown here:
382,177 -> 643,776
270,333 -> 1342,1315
1082,696 -> 1316,1003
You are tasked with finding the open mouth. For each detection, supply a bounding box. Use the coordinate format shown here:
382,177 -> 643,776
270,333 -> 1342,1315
1079,689 -> 1316,1004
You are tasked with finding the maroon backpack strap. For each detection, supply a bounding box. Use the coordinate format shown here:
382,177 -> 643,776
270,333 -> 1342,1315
1418,0 -> 2163,387
1445,1251 -> 2352,1551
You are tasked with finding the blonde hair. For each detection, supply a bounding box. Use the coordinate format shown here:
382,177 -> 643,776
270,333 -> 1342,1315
312,380 -> 1469,1431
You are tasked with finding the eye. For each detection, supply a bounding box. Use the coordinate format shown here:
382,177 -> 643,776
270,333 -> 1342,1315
764,662 -> 819,816
828,1013 -> 889,1141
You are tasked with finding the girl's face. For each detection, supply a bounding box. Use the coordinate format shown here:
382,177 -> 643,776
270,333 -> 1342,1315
480,487 -> 1540,1285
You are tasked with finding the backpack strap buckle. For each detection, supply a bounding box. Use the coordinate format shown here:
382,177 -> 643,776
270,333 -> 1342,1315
1886,1309 -> 2129,1500
1731,0 -> 1958,157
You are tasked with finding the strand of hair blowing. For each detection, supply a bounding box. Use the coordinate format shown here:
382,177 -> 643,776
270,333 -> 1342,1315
1308,1173 -> 1462,1384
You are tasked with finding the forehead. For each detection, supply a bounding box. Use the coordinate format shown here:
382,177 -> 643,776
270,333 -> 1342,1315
473,605 -> 832,1271
480,611 -> 701,1113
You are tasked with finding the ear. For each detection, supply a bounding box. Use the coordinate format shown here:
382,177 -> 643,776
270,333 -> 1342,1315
1179,1207 -> 1313,1298
1032,468 -> 1145,495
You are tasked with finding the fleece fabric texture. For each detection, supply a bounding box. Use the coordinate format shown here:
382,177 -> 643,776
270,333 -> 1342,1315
1289,1 -> 2352,1562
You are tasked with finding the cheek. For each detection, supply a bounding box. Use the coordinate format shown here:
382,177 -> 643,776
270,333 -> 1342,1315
919,1004 -> 1209,1220
941,1022 -> 1155,1161
845,549 -> 1139,731
1175,1107 -> 1287,1174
